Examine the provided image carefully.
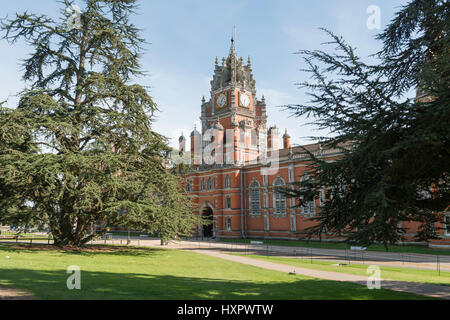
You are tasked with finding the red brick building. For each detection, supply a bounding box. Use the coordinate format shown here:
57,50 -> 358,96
179,38 -> 450,248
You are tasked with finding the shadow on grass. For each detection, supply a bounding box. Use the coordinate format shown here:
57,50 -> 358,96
0,267 -> 432,301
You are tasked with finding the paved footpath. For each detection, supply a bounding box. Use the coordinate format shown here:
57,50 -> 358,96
92,237 -> 450,272
125,239 -> 450,300
0,286 -> 34,300
190,248 -> 450,300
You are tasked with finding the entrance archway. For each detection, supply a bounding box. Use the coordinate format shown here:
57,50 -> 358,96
201,206 -> 214,238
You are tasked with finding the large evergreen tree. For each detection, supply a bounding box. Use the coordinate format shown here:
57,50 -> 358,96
284,0 -> 449,248
0,0 -> 199,246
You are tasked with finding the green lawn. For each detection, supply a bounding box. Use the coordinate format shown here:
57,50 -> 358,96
0,244 -> 434,300
233,253 -> 450,287
219,238 -> 450,256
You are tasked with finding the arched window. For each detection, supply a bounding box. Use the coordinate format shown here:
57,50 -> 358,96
225,175 -> 231,189
249,180 -> 261,215
225,217 -> 232,231
273,178 -> 286,215
186,180 -> 192,193
300,174 -> 315,215
225,196 -> 231,210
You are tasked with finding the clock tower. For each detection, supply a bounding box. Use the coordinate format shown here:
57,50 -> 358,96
197,35 -> 268,166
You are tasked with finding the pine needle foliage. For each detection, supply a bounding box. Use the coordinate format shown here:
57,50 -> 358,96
283,0 -> 449,249
0,0 -> 199,247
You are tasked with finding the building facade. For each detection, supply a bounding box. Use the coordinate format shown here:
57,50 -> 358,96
179,38 -> 450,248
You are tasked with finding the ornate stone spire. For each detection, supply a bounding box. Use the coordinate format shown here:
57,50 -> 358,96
210,32 -> 256,93
230,26 -> 236,56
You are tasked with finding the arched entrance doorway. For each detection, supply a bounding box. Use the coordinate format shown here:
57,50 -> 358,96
201,206 -> 214,238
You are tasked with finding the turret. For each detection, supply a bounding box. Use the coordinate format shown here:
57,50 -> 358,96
283,129 -> 291,149
190,126 -> 201,165
267,126 -> 279,151
179,133 -> 186,153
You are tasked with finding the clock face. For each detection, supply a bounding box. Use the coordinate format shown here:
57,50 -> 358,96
217,93 -> 227,108
239,92 -> 250,107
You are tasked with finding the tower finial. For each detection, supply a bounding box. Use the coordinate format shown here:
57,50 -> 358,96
231,25 -> 236,44
229,26 -> 237,84
230,26 -> 237,56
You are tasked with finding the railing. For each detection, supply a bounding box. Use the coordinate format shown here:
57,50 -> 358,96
180,238 -> 449,275
2,234 -> 447,276
0,234 -> 53,245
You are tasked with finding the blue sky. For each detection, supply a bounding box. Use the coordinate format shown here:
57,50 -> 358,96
0,0 -> 409,148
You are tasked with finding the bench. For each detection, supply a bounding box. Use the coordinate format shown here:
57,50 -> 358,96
250,241 -> 264,245
350,246 -> 367,251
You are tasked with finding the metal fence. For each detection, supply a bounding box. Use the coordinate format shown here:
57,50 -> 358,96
181,238 -> 450,276
2,234 -> 448,276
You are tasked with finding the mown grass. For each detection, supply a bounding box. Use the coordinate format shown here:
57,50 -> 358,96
0,244 -> 434,300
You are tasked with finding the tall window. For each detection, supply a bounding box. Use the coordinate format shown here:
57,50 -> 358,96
207,178 -> 212,190
249,181 -> 261,215
320,187 -> 327,205
201,178 -> 206,191
225,217 -> 232,231
225,175 -> 231,189
301,174 -> 316,215
428,221 -> 435,235
213,177 -> 217,190
273,178 -> 286,215
225,196 -> 231,210
444,214 -> 450,237
186,180 -> 192,193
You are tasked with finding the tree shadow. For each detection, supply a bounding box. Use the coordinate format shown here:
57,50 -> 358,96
0,268 -> 431,300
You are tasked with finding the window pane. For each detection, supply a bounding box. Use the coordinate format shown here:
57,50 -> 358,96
445,216 -> 450,235
250,187 -> 260,215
